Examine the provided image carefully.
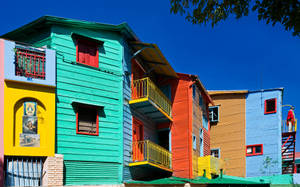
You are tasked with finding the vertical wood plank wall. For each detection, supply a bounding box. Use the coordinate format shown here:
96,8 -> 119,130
171,74 -> 193,178
209,93 -> 246,177
0,39 -> 4,187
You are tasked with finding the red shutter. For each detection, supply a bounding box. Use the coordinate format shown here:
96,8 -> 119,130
76,39 -> 99,68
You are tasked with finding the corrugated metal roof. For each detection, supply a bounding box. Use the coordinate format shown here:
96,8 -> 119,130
126,177 -> 187,184
130,42 -> 178,78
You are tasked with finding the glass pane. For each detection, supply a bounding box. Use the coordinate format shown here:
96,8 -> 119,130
247,147 -> 253,154
255,146 -> 262,153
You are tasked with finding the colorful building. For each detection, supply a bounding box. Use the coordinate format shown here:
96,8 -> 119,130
171,73 -> 214,179
209,88 -> 287,178
2,16 -> 139,185
0,38 -> 56,186
124,43 -> 177,181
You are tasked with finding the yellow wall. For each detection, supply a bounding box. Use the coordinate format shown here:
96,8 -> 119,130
4,81 -> 55,156
209,93 -> 246,177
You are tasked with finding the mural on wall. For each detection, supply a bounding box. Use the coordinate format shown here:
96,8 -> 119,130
20,101 -> 40,147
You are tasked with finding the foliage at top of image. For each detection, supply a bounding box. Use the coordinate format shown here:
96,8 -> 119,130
170,0 -> 300,37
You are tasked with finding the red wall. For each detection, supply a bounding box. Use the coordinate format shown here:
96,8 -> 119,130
171,74 -> 193,178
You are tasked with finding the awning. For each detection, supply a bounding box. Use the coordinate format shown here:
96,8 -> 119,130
130,42 -> 178,78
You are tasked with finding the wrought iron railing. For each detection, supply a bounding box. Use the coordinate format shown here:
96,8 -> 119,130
282,119 -> 297,133
131,77 -> 172,118
131,140 -> 172,170
15,47 -> 46,80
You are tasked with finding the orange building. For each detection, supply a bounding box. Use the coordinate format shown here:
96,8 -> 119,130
171,73 -> 213,178
209,91 -> 248,177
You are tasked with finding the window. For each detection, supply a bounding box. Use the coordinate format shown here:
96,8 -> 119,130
209,106 -> 219,123
264,98 -> 277,114
200,129 -> 203,156
211,149 -> 220,158
76,105 -> 99,136
15,47 -> 46,80
192,134 -> 197,150
246,144 -> 263,156
199,94 -> 203,106
76,39 -> 99,68
202,115 -> 208,130
192,85 -> 196,98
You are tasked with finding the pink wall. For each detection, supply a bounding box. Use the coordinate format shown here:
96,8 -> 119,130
0,39 -> 4,187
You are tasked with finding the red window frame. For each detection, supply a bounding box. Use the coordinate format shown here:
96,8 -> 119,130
246,144 -> 263,156
76,39 -> 99,68
76,104 -> 99,136
264,98 -> 277,114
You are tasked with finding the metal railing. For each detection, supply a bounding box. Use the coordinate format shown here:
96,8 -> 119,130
132,140 -> 172,170
131,77 -> 172,118
15,47 -> 46,80
282,119 -> 297,133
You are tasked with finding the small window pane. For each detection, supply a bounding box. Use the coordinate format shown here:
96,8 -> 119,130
265,99 -> 276,113
77,106 -> 98,135
247,147 -> 253,154
255,146 -> 262,153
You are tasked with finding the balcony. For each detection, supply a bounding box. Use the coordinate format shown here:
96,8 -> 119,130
2,39 -> 56,87
129,140 -> 172,180
15,47 -> 46,80
198,156 -> 225,179
129,77 -> 172,122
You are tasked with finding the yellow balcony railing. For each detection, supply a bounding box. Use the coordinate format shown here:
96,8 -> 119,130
131,77 -> 172,119
198,156 -> 225,179
131,140 -> 172,171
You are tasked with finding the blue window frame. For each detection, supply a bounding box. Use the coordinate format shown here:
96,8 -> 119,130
203,115 -> 208,130
192,134 -> 197,150
200,129 -> 203,156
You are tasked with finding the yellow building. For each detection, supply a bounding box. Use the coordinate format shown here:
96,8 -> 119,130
0,39 -> 57,186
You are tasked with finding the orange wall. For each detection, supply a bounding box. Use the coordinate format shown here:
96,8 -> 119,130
171,75 -> 193,178
209,93 -> 246,177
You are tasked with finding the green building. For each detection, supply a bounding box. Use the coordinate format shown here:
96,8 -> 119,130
2,16 -> 138,185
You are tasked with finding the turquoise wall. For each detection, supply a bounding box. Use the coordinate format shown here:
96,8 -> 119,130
50,25 -> 125,184
246,89 -> 283,177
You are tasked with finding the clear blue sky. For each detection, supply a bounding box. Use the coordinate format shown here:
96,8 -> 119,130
1,1 -> 299,150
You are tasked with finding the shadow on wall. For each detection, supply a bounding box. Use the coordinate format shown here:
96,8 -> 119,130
13,98 -> 46,147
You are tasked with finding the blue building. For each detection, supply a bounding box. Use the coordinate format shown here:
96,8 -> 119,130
246,88 -> 283,177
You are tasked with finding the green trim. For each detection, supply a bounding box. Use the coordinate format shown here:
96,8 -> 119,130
1,16 -> 138,41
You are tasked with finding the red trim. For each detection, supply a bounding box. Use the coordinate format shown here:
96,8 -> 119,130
76,39 -> 99,68
76,104 -> 99,136
264,98 -> 277,114
246,144 -> 263,156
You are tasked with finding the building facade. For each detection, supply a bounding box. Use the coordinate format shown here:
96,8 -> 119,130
209,89 -> 284,178
2,16 -> 138,185
0,39 -> 56,186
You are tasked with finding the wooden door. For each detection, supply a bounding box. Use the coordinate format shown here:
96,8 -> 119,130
132,117 -> 144,162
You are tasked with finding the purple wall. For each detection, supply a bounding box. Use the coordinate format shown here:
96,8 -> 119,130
0,39 -> 5,187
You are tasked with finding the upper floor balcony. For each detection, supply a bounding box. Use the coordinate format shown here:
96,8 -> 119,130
129,77 -> 172,122
1,39 -> 56,87
129,140 -> 172,179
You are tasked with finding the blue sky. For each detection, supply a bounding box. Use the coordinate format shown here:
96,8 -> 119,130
1,0 -> 299,150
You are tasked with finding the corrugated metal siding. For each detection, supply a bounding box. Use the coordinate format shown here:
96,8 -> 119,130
171,75 -> 192,178
246,90 -> 282,177
210,93 -> 246,177
203,128 -> 210,156
64,161 -> 121,185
